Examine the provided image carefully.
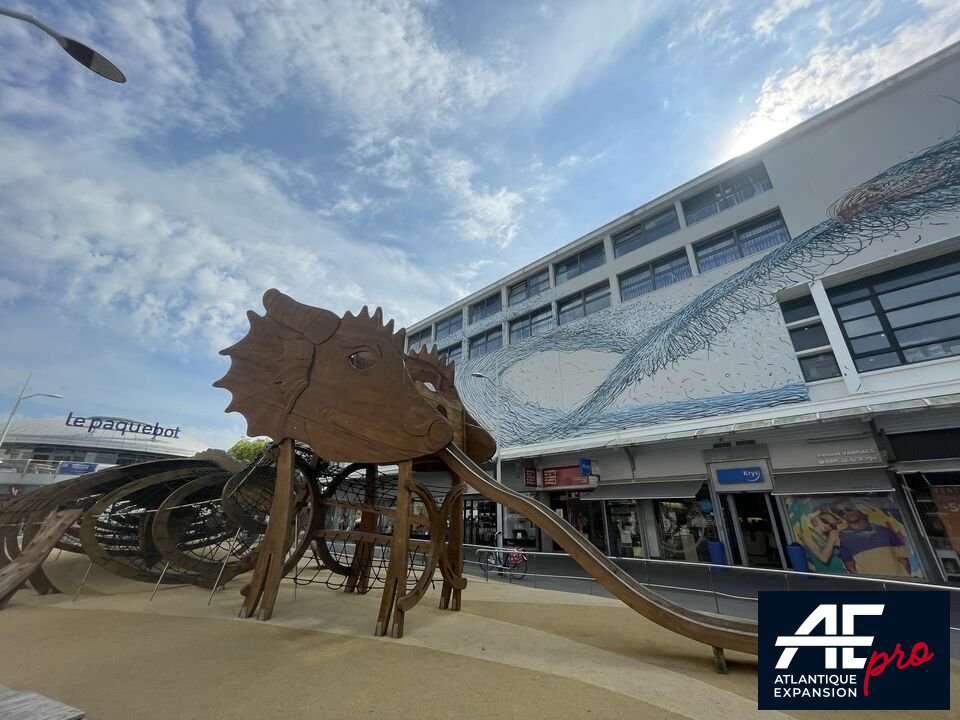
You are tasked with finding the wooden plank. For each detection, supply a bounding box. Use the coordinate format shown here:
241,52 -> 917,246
0,510 -> 82,610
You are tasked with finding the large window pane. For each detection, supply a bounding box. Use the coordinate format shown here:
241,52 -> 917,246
697,246 -> 740,272
781,296 -> 818,324
843,315 -> 883,338
850,333 -> 892,354
854,352 -> 901,372
682,164 -> 772,224
903,339 -> 960,363
836,300 -> 874,321
799,352 -> 841,381
789,324 -> 829,352
886,296 -> 960,329
435,313 -> 463,340
878,274 -> 960,311
895,316 -> 960,348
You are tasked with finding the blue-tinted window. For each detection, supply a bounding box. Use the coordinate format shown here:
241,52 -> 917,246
554,243 -> 605,284
509,306 -> 554,342
619,251 -> 691,302
694,212 -> 789,272
469,293 -> 502,324
558,283 -> 611,325
469,327 -> 503,358
435,311 -> 463,341
682,164 -> 772,224
612,208 -> 681,257
508,270 -> 550,305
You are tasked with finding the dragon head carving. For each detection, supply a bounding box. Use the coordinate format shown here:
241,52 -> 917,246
214,289 -> 454,463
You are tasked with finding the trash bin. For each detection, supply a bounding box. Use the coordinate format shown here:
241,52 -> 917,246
787,543 -> 809,572
707,540 -> 727,565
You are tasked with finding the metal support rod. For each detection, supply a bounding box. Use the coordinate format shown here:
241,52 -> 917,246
73,560 -> 93,601
209,526 -> 243,606
149,562 -> 171,601
292,514 -> 299,602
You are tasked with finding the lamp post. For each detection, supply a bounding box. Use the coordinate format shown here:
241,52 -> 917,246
0,375 -> 64,450
470,371 -> 504,546
0,7 -> 126,82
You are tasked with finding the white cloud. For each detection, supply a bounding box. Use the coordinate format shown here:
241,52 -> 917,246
430,154 -> 526,249
753,0 -> 816,37
728,1 -> 960,157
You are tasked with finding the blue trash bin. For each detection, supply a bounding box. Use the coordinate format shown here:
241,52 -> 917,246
787,543 -> 809,572
707,540 -> 727,565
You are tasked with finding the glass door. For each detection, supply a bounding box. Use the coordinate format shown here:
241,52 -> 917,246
725,492 -> 785,568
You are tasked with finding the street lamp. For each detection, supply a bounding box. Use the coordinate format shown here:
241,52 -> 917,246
0,7 -> 126,83
0,375 -> 63,450
470,371 -> 504,546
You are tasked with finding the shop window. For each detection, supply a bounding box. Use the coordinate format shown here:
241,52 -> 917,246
612,207 -> 681,257
783,493 -> 923,578
682,163 -> 772,225
779,294 -> 841,382
901,473 -> 960,583
469,293 -> 501,324
509,305 -> 554,342
435,311 -> 463,341
406,326 -> 432,352
557,282 -> 611,325
463,499 -> 499,545
619,251 -> 692,302
605,500 -> 644,558
508,269 -> 550,305
554,243 -> 605,284
828,249 -> 960,372
653,485 -> 717,562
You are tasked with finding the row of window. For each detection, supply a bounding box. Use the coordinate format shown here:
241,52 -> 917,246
413,164 -> 775,350
781,248 -> 960,382
414,210 -> 790,353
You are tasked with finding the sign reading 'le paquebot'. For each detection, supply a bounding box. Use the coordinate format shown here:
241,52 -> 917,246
758,591 -> 949,710
65,412 -> 182,439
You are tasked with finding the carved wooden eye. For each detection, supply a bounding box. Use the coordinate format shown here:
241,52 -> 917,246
348,350 -> 377,370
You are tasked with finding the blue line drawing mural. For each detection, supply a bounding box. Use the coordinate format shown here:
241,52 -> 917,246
455,130 -> 960,446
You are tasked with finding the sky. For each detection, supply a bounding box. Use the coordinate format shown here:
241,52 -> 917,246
2,0 -> 960,450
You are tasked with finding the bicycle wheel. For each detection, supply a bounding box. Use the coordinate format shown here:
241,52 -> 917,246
484,553 -> 498,579
509,557 -> 527,580
476,550 -> 490,578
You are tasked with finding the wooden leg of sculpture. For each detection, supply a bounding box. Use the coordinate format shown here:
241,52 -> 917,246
346,465 -> 378,594
713,647 -> 728,674
239,438 -> 295,621
375,460 -> 411,637
440,478 -> 466,611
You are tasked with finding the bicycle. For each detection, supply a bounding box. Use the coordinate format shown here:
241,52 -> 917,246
476,531 -> 527,580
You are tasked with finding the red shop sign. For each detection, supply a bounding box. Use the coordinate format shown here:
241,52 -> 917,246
542,465 -> 590,488
524,467 -> 538,487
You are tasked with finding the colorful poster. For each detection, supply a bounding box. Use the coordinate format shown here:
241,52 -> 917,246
929,485 -> 960,556
784,494 -> 922,578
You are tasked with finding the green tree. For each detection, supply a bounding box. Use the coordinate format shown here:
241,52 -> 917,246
227,437 -> 267,463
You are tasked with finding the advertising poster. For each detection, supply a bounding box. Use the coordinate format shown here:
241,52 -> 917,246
785,494 -> 922,578
929,485 -> 960,556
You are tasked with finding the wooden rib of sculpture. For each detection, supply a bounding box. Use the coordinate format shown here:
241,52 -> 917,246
215,289 -> 759,668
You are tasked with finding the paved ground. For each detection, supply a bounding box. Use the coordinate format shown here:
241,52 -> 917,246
0,554 -> 957,719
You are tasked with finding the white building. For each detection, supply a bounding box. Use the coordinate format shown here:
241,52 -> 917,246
407,43 -> 960,585
0,413 -> 210,498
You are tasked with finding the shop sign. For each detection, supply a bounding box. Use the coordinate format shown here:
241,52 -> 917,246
542,465 -> 596,489
929,486 -> 960,556
579,458 -> 592,476
65,412 -> 182,439
717,466 -> 764,484
523,467 -> 538,488
815,448 -> 882,466
58,462 -> 99,475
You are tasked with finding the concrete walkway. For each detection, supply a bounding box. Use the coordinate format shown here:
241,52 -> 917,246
0,555 -> 956,719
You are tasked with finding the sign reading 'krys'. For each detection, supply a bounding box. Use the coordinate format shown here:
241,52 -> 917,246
65,412 -> 182,439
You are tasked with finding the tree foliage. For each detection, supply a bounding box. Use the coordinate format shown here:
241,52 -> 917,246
227,437 -> 267,463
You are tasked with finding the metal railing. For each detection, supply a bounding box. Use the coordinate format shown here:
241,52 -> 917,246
464,543 -> 960,632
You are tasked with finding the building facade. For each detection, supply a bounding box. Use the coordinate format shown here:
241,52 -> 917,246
0,413 -> 211,499
408,43 -> 960,585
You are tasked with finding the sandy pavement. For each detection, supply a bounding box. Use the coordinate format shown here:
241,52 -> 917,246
0,554 -> 955,720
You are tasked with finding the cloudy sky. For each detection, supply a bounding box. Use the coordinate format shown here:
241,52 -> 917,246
2,0 -> 959,449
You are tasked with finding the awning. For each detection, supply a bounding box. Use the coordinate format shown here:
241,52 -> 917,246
582,477 -> 704,501
772,469 -> 893,496
893,460 -> 960,474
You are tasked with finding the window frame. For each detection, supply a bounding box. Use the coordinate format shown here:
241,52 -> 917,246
554,243 -> 606,285
508,269 -> 550,306
439,343 -> 462,364
694,211 -> 790,273
468,327 -> 503,359
435,311 -> 464,341
682,163 -> 772,225
618,250 -> 692,302
509,305 -> 555,342
469,293 -> 502,325
407,326 -> 433,352
612,207 -> 681,258
557,282 -> 611,326
829,250 -> 960,373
